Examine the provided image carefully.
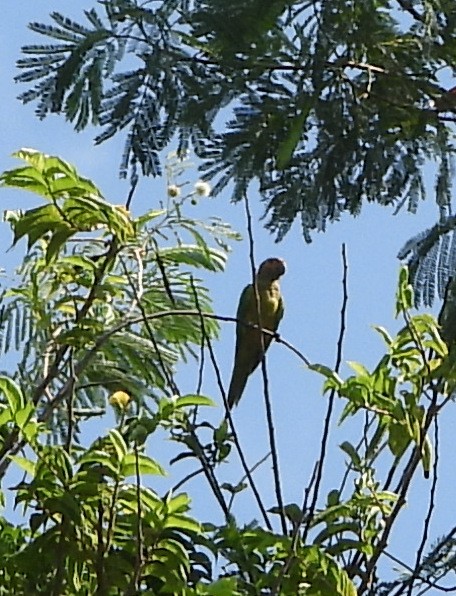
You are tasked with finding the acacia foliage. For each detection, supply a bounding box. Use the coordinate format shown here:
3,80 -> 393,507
15,0 -> 456,242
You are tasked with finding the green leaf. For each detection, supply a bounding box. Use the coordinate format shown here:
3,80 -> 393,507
45,494 -> 82,522
165,492 -> 191,514
164,513 -> 201,533
109,429 -> 127,462
221,482 -> 248,495
121,452 -> 166,477
373,325 -> 394,346
313,521 -> 360,545
29,512 -> 47,534
388,422 -> 411,458
347,361 -> 370,376
282,503 -> 303,524
396,266 -> 414,315
78,450 -> 120,476
0,376 -> 25,414
45,226 -> 75,263
8,455 -> 35,476
199,578 -> 239,596
174,394 -> 215,408
135,208 -> 166,229
0,407 -> 13,426
327,489 -> 340,507
14,402 -> 35,431
0,165 -> 49,197
11,204 -> 63,247
159,245 -> 226,272
339,442 -> 361,468
422,435 -> 433,478
276,108 -> 308,170
309,364 -> 343,386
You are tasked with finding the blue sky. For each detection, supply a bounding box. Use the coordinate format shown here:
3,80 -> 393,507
2,2 -> 456,588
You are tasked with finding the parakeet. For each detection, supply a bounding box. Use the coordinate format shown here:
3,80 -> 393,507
227,257 -> 286,409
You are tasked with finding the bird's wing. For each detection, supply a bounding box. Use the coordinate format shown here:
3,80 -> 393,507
227,284 -> 255,408
273,293 -> 284,331
235,284 -> 254,344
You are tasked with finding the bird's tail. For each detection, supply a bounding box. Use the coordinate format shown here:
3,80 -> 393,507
227,367 -> 249,409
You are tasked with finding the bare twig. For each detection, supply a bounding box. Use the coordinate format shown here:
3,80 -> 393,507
244,194 -> 287,535
189,276 -> 272,529
260,356 -> 286,530
271,461 -> 319,595
154,247 -> 176,306
172,467 -> 205,493
396,0 -> 425,23
64,348 -> 76,454
302,243 -> 349,543
408,415 -> 440,595
389,416 -> 441,596
95,500 -> 106,595
126,443 -> 144,595
125,178 -> 138,211
227,452 -> 271,511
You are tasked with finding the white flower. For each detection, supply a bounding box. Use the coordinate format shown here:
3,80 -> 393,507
194,180 -> 211,197
167,184 -> 181,198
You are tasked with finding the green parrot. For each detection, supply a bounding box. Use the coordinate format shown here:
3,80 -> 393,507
227,257 -> 286,409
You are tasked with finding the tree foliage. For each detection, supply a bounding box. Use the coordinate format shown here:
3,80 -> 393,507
0,151 -> 456,594
5,1 -> 456,593
15,0 -> 456,246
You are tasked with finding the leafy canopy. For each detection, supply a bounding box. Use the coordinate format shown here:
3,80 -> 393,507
15,0 -> 456,242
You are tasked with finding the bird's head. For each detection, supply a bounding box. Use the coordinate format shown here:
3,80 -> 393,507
257,258 -> 286,281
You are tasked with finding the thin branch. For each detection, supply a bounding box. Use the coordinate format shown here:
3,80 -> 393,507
69,309 -> 311,369
302,243 -> 349,543
120,263 -> 230,519
105,465 -> 122,555
125,178 -> 138,211
189,276 -> 272,529
154,244 -> 176,306
408,415 -> 440,595
390,416 -> 441,596
358,391 -> 440,594
396,0 -> 426,23
95,500 -> 106,596
384,548 -> 416,574
260,356 -> 286,530
271,461 -> 319,596
64,348 -> 76,453
244,194 -> 287,535
126,443 -> 144,595
227,452 -> 271,511
172,467 -> 205,493
120,256 -> 179,396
